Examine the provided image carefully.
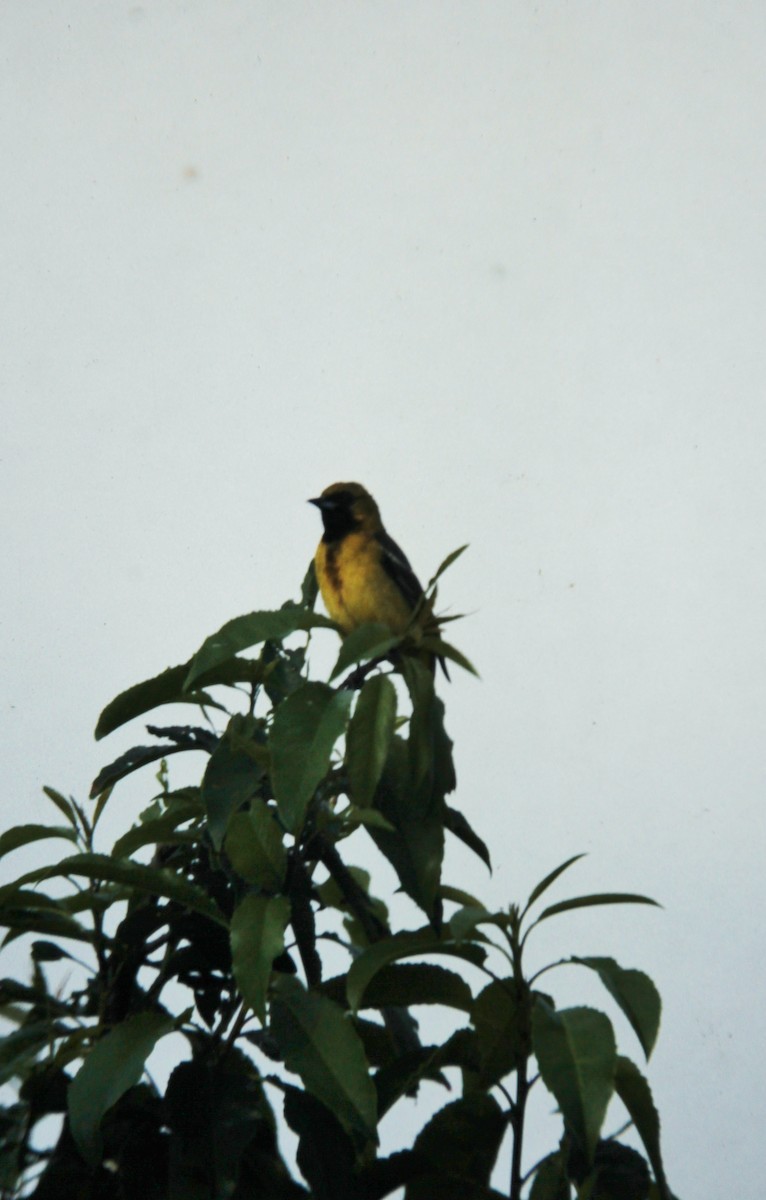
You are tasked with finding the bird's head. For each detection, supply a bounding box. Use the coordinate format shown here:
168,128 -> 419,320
309,482 -> 381,542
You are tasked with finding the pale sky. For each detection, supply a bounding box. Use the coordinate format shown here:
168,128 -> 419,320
3,4 -> 765,1196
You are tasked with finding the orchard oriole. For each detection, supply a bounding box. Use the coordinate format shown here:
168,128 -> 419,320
309,482 -> 446,675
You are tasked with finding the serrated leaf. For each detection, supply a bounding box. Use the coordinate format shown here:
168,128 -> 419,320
186,605 -> 337,688
347,929 -> 486,1014
224,801 -> 287,890
202,717 -> 266,849
472,979 -> 524,1087
581,1140 -> 652,1200
346,675 -> 397,807
270,975 -> 377,1140
330,623 -> 402,680
369,813 -> 444,920
68,1011 -> 174,1164
411,1092 -> 505,1187
165,1053 -> 282,1200
523,854 -> 587,916
283,1086 -> 356,1200
571,957 -> 661,1059
355,963 -> 473,1013
528,1151 -> 570,1200
270,683 -> 352,834
230,894 -> 290,1021
614,1056 -> 672,1200
94,662 -> 227,740
368,732 -> 444,919
90,742 -> 192,800
0,854 -> 226,927
0,825 -> 78,859
532,1001 -> 616,1162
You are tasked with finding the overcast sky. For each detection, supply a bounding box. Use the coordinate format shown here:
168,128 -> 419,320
2,4 -> 765,1196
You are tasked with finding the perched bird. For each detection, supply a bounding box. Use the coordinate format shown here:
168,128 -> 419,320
309,482 -> 445,673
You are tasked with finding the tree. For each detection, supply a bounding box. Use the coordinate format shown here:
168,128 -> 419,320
0,557 -> 677,1199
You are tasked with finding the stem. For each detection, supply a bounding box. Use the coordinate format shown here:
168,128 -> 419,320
506,907 -> 531,1200
510,1053 -> 529,1200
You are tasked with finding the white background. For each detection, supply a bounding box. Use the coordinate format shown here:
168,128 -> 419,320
2,4 -> 765,1196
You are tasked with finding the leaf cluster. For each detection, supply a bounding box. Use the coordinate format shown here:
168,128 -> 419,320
0,563 -> 678,1199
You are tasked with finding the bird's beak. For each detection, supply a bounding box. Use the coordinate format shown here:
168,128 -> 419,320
308,496 -> 329,510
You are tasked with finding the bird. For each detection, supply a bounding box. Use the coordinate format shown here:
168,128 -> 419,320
309,482 -> 445,674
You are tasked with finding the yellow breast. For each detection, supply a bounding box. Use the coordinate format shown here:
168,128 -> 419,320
315,533 -> 414,634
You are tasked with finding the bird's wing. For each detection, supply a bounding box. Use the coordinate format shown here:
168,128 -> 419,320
375,528 -> 426,612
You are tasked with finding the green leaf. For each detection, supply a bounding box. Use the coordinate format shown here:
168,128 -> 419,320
406,1178 -> 507,1200
94,662 -> 227,740
111,800 -> 202,858
0,976 -> 70,1011
330,623 -> 402,681
30,940 -> 76,963
340,806 -> 396,833
0,854 -> 227,927
410,1092 -> 505,1187
68,1011 -> 174,1164
419,634 -> 479,677
270,975 -> 377,1141
165,1052 -> 284,1200
531,1001 -> 616,1162
270,683 -> 352,834
283,1085 -> 357,1199
370,813 -> 444,920
0,1022 -> 78,1087
186,604 -> 336,688
42,787 -> 78,829
301,559 -> 319,610
471,979 -> 524,1087
368,734 -> 444,918
528,1151 -> 570,1200
90,739 -> 210,800
0,825 -> 78,859
224,801 -> 287,890
91,786 -> 113,830
534,893 -> 661,926
0,902 -> 92,945
449,905 -> 507,941
614,1056 -> 672,1200
352,963 -> 473,1013
523,854 -> 587,916
230,894 -> 290,1021
402,662 -> 456,808
568,1139 -> 651,1200
440,884 -> 486,909
571,957 -> 661,1059
346,674 -> 397,807
203,716 -> 266,849
443,807 -> 491,870
347,929 -> 486,1014
426,545 -> 469,591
